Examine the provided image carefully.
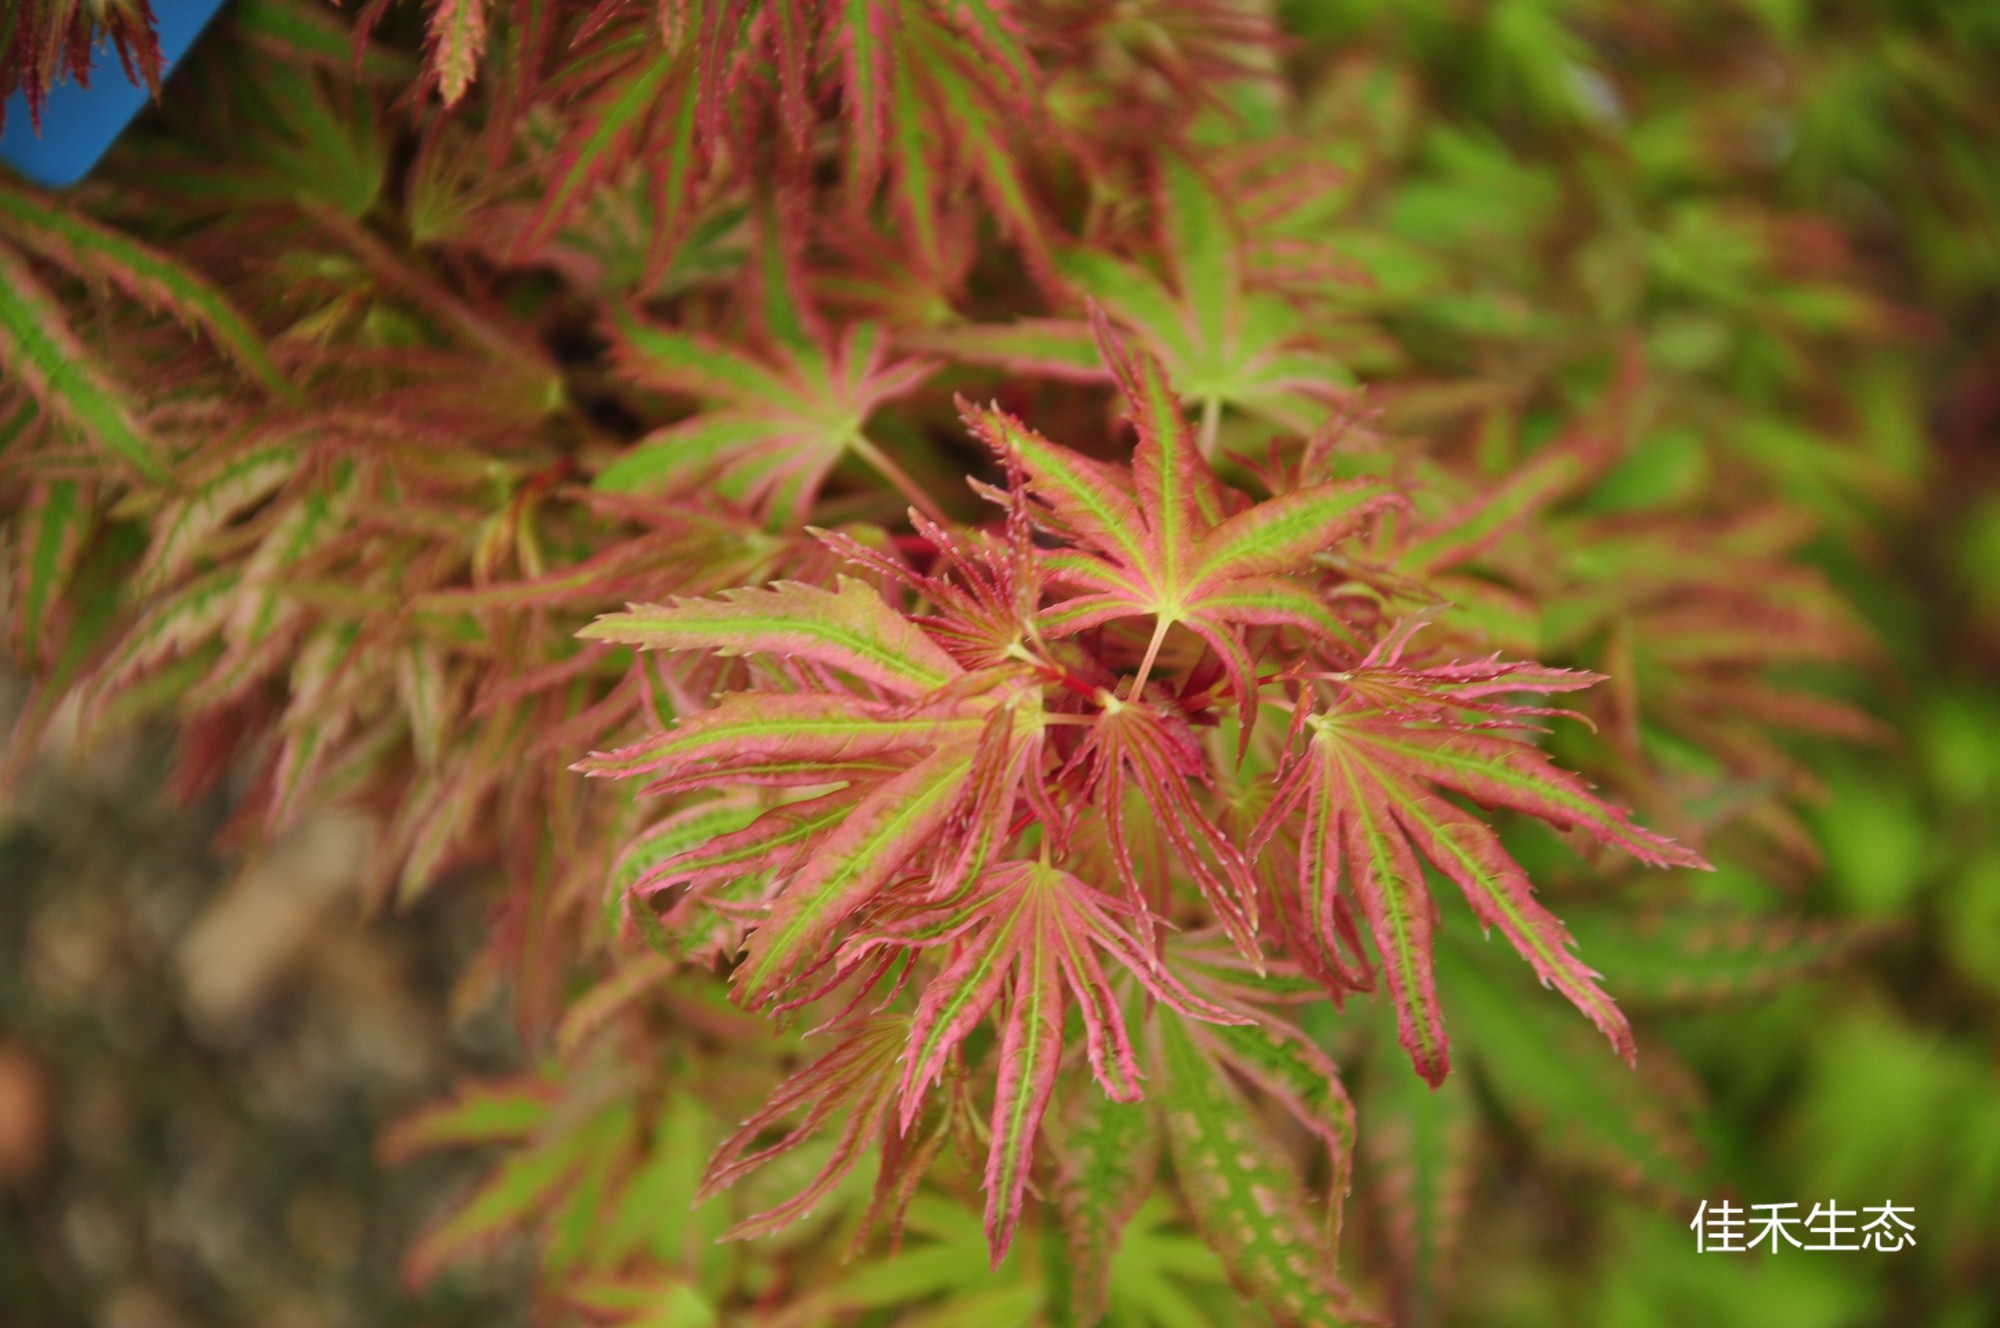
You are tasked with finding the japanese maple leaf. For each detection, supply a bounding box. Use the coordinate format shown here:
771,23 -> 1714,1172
839,0 -> 1055,285
1078,693 -> 1262,958
1070,156 -> 1353,437
1552,508 -> 1881,862
577,579 -> 1055,1010
840,858 -> 1247,1261
830,492 -> 1266,963
601,312 -> 937,523
967,310 -> 1404,726
695,1015 -> 936,1244
935,154 -> 1354,439
1255,619 -> 1711,1086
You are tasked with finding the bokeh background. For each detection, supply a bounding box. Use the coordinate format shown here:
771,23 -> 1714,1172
3,1 -> 1998,1325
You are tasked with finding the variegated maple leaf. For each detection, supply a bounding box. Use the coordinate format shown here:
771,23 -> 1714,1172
695,1015 -> 924,1244
601,314 -> 938,523
976,307 -> 1403,727
1255,617 -> 1711,1085
841,858 -> 1246,1257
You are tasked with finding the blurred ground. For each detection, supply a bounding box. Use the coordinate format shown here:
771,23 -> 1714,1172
0,676 -> 527,1328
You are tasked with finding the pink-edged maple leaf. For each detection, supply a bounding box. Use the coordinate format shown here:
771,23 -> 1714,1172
841,858 -> 1247,1261
967,310 -> 1404,728
601,314 -> 939,523
836,0 -> 1058,289
696,1015 -> 922,1242
1076,693 -> 1262,957
810,481 -> 1048,677
1,0 -> 164,135
1255,620 -> 1711,1085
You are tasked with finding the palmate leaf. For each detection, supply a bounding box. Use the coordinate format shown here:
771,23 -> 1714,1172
588,1087 -> 732,1277
1193,1013 -> 1357,1244
1081,697 -> 1261,960
833,0 -> 1052,285
734,744 -> 979,1008
602,313 -> 938,521
1435,927 -> 1702,1197
968,313 -> 1402,726
842,858 -> 1247,1262
1559,907 -> 1883,1008
129,50 -> 387,218
0,0 -> 163,133
488,0 -> 1053,298
1057,157 -> 1353,437
389,1087 -> 631,1290
384,1076 -> 731,1294
811,500 -> 1045,675
897,4 -> 1052,285
571,296 -> 1712,1309
1257,625 -> 1709,1085
1551,508 -> 1880,862
578,592 -> 1050,1022
1361,1027 -> 1477,1328
696,1015 -> 909,1241
1092,1195 -> 1235,1328
610,800 -> 762,907
512,39 -> 688,261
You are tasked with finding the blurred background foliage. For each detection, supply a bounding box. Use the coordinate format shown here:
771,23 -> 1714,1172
2,0 -> 1997,1325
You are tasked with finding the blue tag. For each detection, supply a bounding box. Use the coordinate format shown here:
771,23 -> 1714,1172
0,0 -> 230,188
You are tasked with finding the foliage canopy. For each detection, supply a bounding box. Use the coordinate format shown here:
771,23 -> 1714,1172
6,0 -> 1996,1324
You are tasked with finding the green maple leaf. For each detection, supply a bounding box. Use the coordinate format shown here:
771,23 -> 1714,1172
601,314 -> 938,523
1062,155 -> 1355,439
